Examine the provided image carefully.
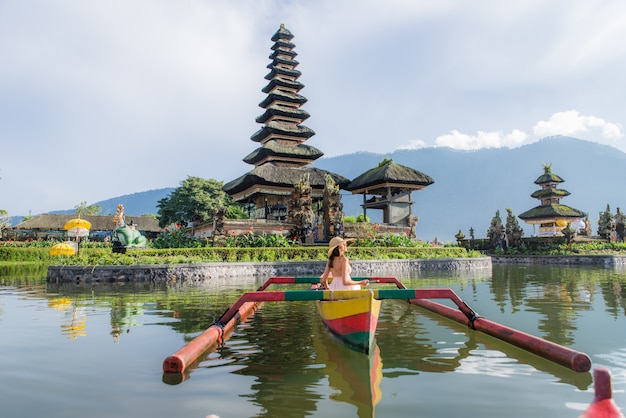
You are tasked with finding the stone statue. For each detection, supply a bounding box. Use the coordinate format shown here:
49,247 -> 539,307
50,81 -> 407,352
112,204 -> 147,252
212,205 -> 227,246
323,174 -> 344,239
288,174 -> 315,243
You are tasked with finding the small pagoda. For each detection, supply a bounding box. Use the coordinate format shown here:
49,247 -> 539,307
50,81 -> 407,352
346,158 -> 434,225
518,164 -> 586,236
223,25 -> 349,220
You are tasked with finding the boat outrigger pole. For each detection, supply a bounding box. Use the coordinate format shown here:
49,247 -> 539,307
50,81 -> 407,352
163,276 -> 591,375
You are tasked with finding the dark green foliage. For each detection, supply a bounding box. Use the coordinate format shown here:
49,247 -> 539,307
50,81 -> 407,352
487,210 -> 504,249
74,201 -> 102,216
152,229 -> 207,249
225,232 -> 296,248
597,204 -> 614,239
354,233 -> 428,247
505,208 -> 524,248
355,214 -> 370,223
157,176 -> 242,228
561,223 -> 576,244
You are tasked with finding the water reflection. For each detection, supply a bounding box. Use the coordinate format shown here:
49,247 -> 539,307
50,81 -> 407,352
314,321 -> 382,418
472,266 -> 626,347
377,300 -> 476,375
1,265 -> 625,417
195,302 -> 384,417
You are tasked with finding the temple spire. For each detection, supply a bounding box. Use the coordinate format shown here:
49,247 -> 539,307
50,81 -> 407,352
223,26 -> 349,220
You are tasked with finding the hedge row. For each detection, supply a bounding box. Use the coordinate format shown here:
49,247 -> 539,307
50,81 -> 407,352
0,246 -> 471,265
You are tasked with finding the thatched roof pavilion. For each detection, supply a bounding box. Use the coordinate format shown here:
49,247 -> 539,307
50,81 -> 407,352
346,159 -> 434,225
12,214 -> 162,238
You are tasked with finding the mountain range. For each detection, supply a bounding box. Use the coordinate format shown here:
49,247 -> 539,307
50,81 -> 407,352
14,136 -> 626,243
314,135 -> 626,242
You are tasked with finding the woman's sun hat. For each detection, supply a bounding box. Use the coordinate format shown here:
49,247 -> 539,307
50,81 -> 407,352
327,236 -> 352,257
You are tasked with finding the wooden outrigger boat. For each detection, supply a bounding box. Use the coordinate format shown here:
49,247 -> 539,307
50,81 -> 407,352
315,289 -> 381,354
163,275 -> 592,377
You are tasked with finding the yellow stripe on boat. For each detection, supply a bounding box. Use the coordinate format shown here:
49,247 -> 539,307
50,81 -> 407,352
317,291 -> 380,321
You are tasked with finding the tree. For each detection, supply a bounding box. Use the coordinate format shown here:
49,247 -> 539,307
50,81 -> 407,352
597,204 -> 614,240
487,210 -> 504,250
157,176 -> 245,228
75,201 -> 102,216
561,222 -> 576,244
504,208 -> 524,248
615,207 -> 625,242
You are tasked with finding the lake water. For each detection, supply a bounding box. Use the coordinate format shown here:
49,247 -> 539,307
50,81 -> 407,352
0,264 -> 625,418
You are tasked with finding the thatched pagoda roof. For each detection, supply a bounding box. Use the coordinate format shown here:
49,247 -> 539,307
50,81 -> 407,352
251,121 -> 315,142
534,164 -> 564,184
271,40 -> 295,51
264,66 -> 302,80
534,172 -> 565,185
223,165 -> 350,197
518,204 -> 586,221
346,159 -> 434,194
261,79 -> 304,95
243,142 -> 323,165
12,214 -> 162,232
271,25 -> 294,41
530,188 -> 571,199
267,57 -> 299,68
255,104 -> 310,124
269,48 -> 297,59
259,91 -> 307,108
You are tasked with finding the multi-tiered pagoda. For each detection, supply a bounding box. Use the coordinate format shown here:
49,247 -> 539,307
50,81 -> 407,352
518,164 -> 586,236
223,25 -> 349,220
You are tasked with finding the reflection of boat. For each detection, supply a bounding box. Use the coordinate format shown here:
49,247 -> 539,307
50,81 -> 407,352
314,320 -> 382,418
164,275 -> 592,377
316,290 -> 381,354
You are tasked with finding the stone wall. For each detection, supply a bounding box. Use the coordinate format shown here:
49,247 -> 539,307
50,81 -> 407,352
491,255 -> 626,267
47,257 -> 493,284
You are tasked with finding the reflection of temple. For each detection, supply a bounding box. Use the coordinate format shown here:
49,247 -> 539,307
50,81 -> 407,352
223,25 -> 349,222
347,158 -> 434,225
518,164 -> 585,236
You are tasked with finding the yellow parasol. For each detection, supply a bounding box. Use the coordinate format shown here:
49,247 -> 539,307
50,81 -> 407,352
50,242 -> 77,256
64,217 -> 91,232
64,217 -> 91,254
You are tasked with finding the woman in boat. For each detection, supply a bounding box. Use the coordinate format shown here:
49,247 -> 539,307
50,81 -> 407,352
320,236 -> 369,290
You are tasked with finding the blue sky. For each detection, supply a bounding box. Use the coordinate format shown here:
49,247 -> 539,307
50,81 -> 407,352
1,1 -> 626,216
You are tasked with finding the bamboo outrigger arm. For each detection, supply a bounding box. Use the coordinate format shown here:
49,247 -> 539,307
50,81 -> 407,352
163,276 -> 591,375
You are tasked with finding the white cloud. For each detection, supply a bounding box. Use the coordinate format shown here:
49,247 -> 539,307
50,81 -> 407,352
533,110 -> 624,143
394,110 -> 624,152
397,139 -> 428,150
433,129 -> 529,150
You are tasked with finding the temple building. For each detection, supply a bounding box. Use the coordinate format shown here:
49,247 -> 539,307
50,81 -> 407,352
223,25 -> 349,220
518,164 -> 586,236
346,159 -> 434,225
